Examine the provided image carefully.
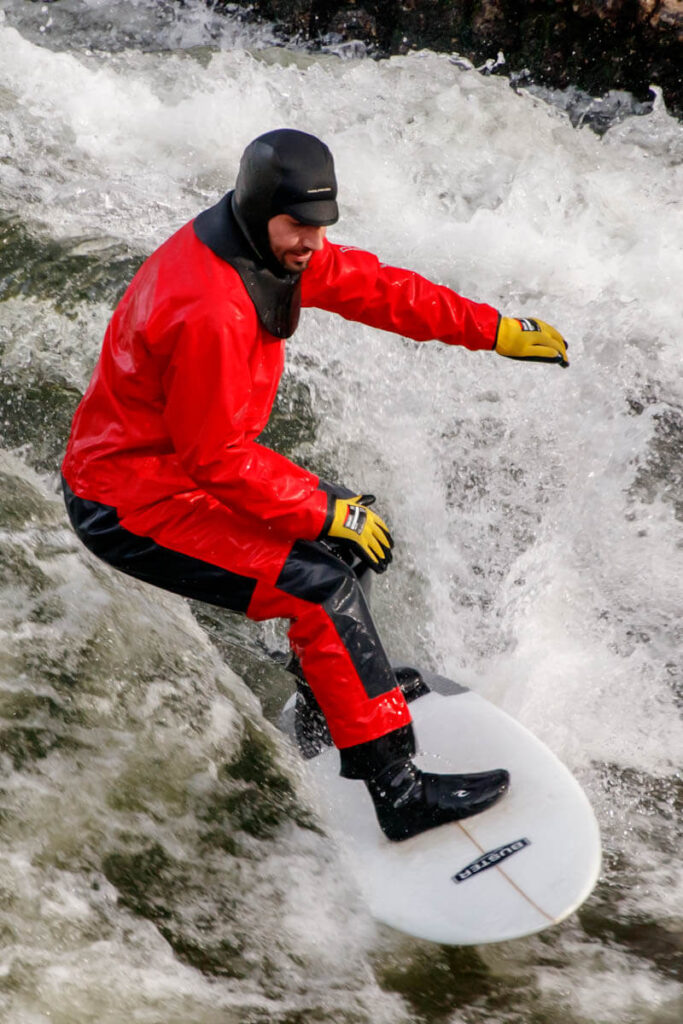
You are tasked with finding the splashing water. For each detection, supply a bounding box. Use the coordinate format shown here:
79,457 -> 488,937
0,2 -> 681,1022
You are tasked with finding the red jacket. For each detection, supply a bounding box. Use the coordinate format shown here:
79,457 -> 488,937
62,222 -> 499,540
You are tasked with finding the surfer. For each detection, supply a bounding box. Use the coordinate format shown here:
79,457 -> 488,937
62,129 -> 568,841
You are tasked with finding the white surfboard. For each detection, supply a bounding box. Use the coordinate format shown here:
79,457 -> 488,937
281,670 -> 601,945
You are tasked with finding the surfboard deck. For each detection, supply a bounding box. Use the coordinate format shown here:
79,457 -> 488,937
280,670 -> 601,945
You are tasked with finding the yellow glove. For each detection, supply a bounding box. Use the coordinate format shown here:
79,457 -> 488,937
323,494 -> 393,573
495,317 -> 569,367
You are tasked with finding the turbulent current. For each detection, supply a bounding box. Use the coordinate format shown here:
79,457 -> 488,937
0,1 -> 681,1022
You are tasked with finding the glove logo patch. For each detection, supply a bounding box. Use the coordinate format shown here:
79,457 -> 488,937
344,505 -> 367,535
516,318 -> 540,332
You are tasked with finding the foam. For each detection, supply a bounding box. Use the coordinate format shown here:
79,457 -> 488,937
1,8 -> 681,1020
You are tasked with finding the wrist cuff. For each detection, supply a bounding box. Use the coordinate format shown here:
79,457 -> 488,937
492,311 -> 502,350
318,492 -> 337,540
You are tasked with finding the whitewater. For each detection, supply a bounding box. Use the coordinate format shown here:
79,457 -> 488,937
0,1 -> 681,1022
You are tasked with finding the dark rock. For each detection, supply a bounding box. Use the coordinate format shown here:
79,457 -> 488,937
218,0 -> 683,117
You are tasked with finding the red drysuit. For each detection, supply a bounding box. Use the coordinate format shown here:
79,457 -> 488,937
62,219 -> 499,749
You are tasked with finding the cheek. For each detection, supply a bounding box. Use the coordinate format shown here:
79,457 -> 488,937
274,231 -> 296,253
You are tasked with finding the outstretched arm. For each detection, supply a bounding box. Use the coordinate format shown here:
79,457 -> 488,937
301,240 -> 499,350
302,241 -> 568,366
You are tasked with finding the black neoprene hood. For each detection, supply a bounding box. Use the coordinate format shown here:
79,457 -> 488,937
232,129 -> 339,262
194,128 -> 339,338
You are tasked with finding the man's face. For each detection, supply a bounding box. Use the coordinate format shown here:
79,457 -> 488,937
267,214 -> 327,272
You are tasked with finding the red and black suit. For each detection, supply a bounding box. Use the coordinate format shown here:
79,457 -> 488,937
62,190 -> 500,776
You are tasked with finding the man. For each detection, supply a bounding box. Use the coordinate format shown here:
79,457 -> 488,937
62,129 -> 568,842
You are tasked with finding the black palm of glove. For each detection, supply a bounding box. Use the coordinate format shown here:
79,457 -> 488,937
321,494 -> 394,573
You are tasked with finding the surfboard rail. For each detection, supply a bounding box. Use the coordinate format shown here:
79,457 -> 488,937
281,670 -> 601,945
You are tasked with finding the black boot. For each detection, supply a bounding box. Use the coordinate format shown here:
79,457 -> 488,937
293,679 -> 333,758
365,760 -> 510,842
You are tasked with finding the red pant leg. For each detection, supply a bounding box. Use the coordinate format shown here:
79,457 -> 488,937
116,489 -> 411,749
247,576 -> 411,749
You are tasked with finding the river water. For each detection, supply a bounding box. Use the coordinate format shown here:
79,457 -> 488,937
0,2 -> 681,1022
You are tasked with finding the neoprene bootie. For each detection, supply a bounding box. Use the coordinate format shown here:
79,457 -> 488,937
365,759 -> 510,842
294,679 -> 333,758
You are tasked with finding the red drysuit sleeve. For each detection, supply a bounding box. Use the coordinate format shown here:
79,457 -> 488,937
301,240 -> 500,349
160,308 -> 328,540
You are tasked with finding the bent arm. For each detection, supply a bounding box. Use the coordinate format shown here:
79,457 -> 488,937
161,313 -> 328,540
301,240 -> 500,350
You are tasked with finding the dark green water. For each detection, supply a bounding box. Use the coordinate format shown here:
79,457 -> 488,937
0,2 -> 681,1022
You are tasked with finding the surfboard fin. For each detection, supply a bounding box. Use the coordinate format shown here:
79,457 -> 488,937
366,761 -> 510,842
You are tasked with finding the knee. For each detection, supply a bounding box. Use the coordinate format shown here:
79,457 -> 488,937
276,540 -> 363,608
